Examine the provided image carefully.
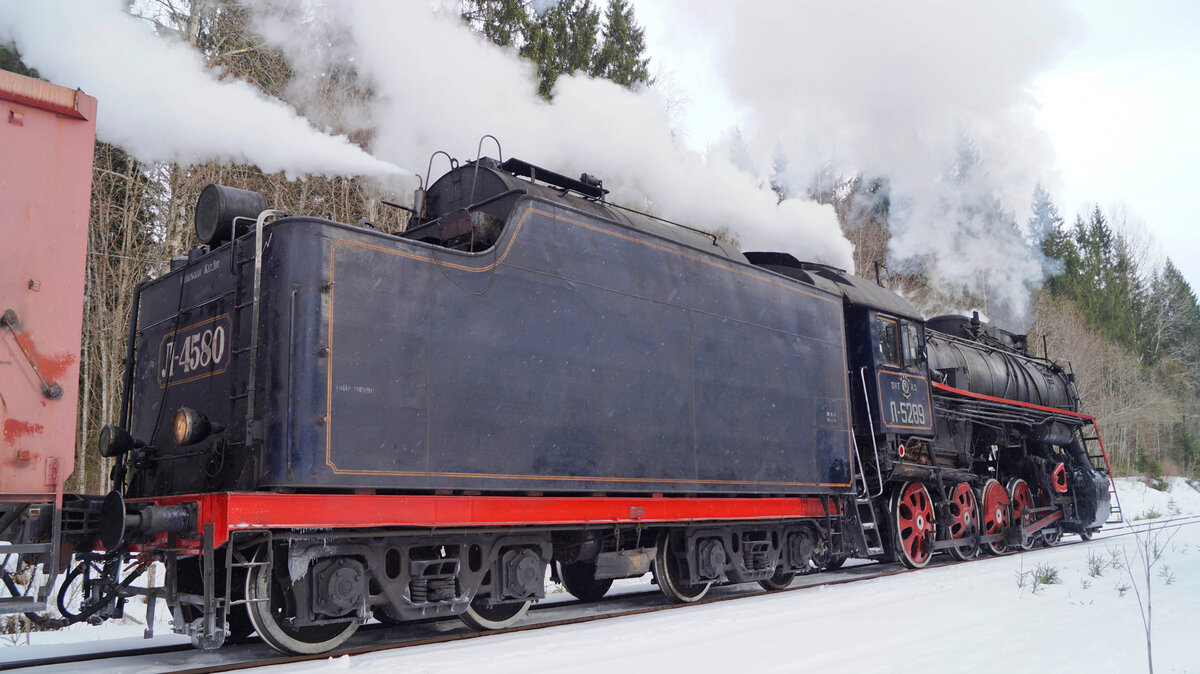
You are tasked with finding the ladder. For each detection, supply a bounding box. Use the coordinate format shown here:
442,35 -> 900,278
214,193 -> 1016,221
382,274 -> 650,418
1079,427 -> 1123,525
850,435 -> 886,556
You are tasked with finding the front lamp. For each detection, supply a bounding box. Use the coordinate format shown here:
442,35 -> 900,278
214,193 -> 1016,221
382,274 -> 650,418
173,407 -> 215,446
98,424 -> 134,458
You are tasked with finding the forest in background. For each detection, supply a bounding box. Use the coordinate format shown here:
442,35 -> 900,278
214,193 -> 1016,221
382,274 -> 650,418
3,0 -> 1198,493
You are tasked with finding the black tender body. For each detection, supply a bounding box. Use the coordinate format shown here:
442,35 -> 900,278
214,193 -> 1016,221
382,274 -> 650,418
125,161 -> 855,498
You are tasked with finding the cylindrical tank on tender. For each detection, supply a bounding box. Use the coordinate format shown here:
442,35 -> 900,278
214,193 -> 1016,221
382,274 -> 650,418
925,314 -> 1077,411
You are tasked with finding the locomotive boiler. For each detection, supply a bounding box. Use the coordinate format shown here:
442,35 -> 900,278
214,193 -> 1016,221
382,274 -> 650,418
1,146 -> 1118,656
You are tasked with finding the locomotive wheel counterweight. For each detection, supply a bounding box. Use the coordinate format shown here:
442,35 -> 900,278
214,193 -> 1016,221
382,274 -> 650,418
979,479 -> 1011,555
1007,479 -> 1037,551
891,482 -> 935,569
944,482 -> 980,561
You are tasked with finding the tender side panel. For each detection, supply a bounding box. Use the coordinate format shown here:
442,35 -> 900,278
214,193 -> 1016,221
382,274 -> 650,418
304,201 -> 852,494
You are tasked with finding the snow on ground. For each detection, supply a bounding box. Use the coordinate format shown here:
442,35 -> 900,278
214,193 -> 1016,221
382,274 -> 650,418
1116,476 -> 1200,520
4,477 -> 1200,673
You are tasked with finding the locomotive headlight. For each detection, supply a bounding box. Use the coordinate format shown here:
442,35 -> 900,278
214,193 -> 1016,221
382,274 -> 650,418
98,424 -> 134,458
173,407 -> 213,446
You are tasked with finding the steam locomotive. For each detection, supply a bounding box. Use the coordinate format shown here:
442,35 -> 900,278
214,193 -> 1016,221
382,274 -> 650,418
2,153 -> 1116,655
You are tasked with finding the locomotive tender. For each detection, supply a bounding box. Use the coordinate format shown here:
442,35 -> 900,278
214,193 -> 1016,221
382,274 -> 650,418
2,152 -> 1116,655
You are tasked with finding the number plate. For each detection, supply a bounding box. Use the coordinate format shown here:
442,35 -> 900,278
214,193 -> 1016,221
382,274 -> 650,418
157,315 -> 232,387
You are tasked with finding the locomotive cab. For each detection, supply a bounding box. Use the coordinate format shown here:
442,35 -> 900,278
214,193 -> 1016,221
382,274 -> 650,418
859,312 -> 933,436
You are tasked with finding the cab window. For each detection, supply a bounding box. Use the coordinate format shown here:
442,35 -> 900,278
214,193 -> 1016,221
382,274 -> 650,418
901,322 -> 922,370
877,317 -> 899,366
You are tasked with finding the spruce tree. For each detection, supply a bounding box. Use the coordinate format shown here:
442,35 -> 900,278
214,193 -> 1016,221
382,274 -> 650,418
460,0 -> 530,48
1027,183 -> 1063,252
590,0 -> 651,88
520,0 -> 600,99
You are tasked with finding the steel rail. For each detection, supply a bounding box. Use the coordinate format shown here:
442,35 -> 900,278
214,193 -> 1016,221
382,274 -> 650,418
10,512 -> 1200,673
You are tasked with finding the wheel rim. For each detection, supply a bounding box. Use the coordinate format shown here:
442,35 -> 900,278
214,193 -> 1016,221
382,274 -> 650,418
653,531 -> 710,603
460,595 -> 531,630
245,552 -> 359,655
1007,479 -> 1036,551
945,483 -> 979,561
758,565 -> 796,591
557,561 -> 614,602
979,479 -> 1010,555
893,482 -> 935,568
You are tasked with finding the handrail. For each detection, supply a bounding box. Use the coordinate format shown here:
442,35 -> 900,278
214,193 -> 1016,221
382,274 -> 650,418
849,430 -> 869,499
858,367 -> 885,497
244,210 -> 288,449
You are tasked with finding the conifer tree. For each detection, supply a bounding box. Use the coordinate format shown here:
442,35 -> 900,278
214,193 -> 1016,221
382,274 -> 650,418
589,0 -> 651,87
520,0 -> 601,98
460,0 -> 530,48
1027,183 -> 1062,251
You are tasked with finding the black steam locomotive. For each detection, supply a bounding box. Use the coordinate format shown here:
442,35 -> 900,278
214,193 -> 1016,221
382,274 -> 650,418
3,155 -> 1115,655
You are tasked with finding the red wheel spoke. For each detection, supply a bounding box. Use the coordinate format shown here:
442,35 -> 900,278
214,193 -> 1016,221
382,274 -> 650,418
893,482 -> 934,568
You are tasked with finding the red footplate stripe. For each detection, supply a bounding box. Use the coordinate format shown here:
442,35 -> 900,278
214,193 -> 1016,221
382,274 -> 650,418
139,493 -> 839,549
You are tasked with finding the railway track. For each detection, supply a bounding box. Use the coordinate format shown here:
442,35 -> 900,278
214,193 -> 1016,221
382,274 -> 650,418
7,512 -> 1200,673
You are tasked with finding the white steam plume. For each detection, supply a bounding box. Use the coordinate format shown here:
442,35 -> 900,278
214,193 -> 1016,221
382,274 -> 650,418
0,0 -> 403,177
642,0 -> 1079,327
248,1 -> 854,268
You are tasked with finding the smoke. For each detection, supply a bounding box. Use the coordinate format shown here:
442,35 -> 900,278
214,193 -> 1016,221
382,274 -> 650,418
0,0 -> 403,177
641,0 -> 1080,327
247,1 -> 853,268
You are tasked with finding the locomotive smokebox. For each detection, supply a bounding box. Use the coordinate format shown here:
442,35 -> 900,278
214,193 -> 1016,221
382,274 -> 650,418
194,184 -> 267,245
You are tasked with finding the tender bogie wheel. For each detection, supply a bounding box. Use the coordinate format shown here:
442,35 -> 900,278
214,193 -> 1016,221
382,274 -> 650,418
822,554 -> 847,571
557,561 -> 613,602
372,604 -> 406,626
944,482 -> 980,561
757,565 -> 796,591
459,596 -> 532,630
1079,529 -> 1095,541
653,531 -> 711,603
244,552 -> 359,655
978,479 -> 1011,555
1007,478 -> 1036,551
891,482 -> 935,568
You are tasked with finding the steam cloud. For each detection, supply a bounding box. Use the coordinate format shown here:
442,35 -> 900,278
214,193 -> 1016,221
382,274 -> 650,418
3,0 -> 1072,323
646,0 -> 1078,326
248,0 -> 854,268
0,0 -> 404,177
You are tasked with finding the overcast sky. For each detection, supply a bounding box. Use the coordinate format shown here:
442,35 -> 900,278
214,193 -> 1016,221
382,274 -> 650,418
1034,0 -> 1200,290
637,0 -> 1200,291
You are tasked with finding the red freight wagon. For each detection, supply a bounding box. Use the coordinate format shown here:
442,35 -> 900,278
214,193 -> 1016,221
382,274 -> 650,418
0,70 -> 96,612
